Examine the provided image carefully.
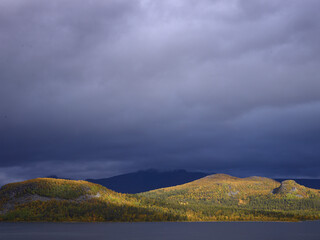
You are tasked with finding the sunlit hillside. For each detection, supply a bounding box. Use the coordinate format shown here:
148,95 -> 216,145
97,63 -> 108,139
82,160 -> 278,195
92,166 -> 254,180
1,175 -> 320,222
143,174 -> 320,201
0,178 -> 183,222
139,174 -> 320,221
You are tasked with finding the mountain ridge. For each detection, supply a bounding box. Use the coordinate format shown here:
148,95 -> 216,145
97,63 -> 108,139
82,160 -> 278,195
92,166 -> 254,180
86,169 -> 211,193
42,170 -> 320,192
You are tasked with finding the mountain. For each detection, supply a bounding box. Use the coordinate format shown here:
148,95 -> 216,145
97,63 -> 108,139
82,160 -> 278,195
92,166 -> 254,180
86,169 -> 210,193
1,174 -> 320,222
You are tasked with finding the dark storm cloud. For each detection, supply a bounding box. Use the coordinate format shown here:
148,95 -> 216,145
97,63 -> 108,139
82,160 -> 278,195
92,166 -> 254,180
1,0 -> 320,185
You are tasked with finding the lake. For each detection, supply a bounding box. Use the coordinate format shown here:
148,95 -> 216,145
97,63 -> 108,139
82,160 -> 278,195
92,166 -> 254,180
0,222 -> 319,240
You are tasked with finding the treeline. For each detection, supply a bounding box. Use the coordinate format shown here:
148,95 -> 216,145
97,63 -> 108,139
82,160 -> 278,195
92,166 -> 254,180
0,178 -> 108,200
137,194 -> 320,221
0,199 -> 186,222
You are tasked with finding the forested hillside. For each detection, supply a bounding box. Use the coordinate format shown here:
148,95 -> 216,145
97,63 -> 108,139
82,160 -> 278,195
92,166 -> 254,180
0,178 -> 183,222
139,174 -> 320,221
1,175 -> 320,222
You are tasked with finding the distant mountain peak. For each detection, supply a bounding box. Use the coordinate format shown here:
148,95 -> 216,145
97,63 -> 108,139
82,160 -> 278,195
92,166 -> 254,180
86,169 -> 211,194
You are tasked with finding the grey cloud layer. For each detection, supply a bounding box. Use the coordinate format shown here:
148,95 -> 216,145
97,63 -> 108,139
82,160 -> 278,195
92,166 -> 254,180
1,0 -> 320,184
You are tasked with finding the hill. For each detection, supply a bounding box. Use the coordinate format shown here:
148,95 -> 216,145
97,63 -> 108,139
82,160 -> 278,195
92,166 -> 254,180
275,178 -> 320,189
0,178 -> 183,222
143,174 -> 320,200
1,175 -> 320,222
139,174 -> 320,221
86,169 -> 210,193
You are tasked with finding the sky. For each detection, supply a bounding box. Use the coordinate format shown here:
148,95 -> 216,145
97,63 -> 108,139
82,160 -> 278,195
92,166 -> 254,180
1,0 -> 320,185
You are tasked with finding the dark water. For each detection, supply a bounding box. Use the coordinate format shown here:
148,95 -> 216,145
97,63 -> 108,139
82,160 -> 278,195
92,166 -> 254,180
0,222 -> 319,240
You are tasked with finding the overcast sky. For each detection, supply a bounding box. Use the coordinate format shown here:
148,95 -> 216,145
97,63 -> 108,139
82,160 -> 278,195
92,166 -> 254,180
1,0 -> 320,185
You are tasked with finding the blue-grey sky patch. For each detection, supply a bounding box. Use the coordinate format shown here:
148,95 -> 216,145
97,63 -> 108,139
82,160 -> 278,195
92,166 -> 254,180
0,0 -> 320,185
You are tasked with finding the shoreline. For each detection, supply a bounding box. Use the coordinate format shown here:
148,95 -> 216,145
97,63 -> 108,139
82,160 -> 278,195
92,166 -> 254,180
1,220 -> 319,223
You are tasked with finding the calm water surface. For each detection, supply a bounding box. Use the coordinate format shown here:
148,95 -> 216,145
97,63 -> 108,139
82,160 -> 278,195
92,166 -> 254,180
0,222 -> 319,240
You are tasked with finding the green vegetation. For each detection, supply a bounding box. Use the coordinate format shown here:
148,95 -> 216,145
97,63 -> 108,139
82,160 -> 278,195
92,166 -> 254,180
1,174 -> 320,222
0,178 -> 106,200
0,178 -> 184,222
139,174 -> 320,221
